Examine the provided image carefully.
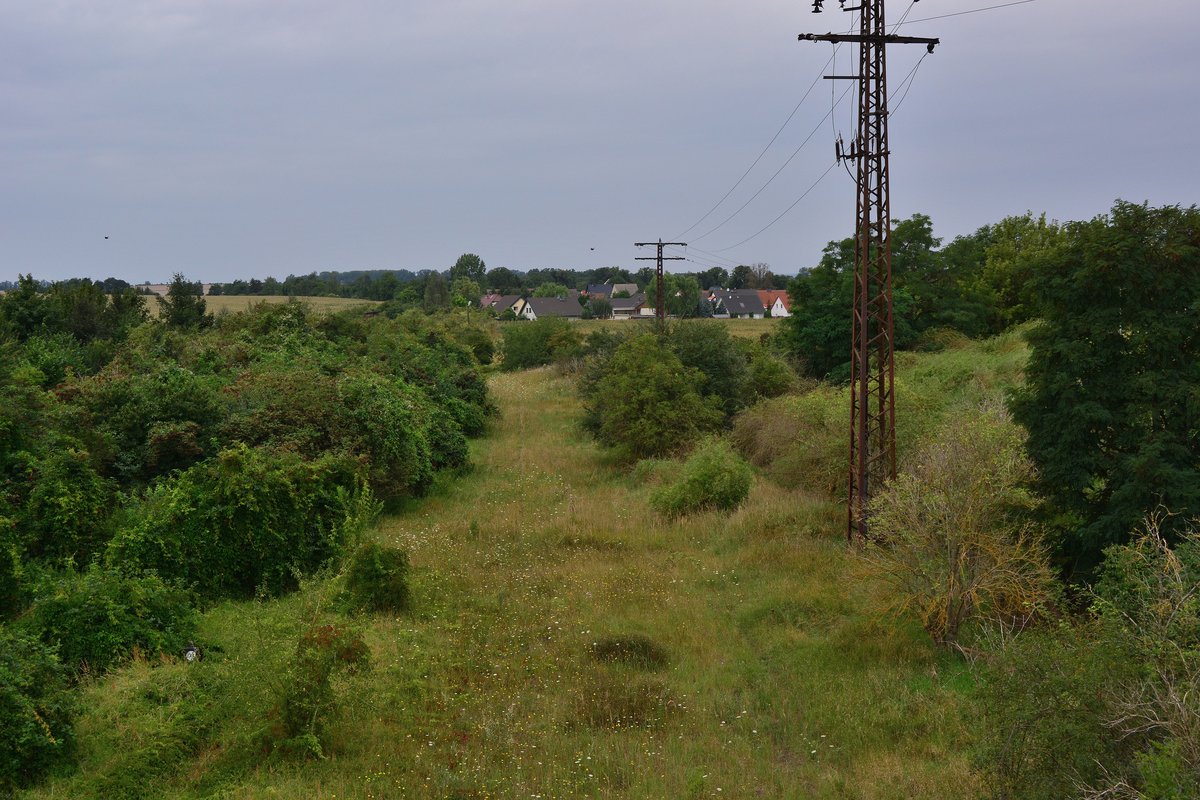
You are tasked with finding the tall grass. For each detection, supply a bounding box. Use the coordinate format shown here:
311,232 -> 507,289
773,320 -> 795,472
733,326 -> 1031,497
26,366 -> 981,799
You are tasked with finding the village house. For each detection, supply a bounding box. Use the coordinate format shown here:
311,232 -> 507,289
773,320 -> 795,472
757,289 -> 791,318
522,296 -> 583,321
708,289 -> 766,319
610,292 -> 648,320
479,293 -> 526,317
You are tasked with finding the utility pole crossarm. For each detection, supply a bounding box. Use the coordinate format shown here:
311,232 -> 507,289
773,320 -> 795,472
799,32 -> 940,51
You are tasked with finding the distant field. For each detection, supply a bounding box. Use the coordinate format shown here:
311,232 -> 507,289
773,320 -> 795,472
158,295 -> 382,317
570,316 -> 782,339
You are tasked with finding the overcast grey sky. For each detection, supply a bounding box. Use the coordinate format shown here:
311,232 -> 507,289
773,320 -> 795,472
3,0 -> 1197,284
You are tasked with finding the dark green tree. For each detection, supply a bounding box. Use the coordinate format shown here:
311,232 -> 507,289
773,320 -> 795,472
450,253 -> 486,286
663,273 -> 701,318
589,297 -> 613,319
422,272 -> 451,312
0,275 -> 55,340
973,212 -> 1065,330
728,264 -> 753,289
532,282 -> 573,298
695,266 -> 729,289
156,273 -> 211,329
484,266 -> 522,294
1011,201 -> 1200,571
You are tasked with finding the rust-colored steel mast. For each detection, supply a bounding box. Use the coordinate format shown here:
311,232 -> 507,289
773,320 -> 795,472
635,239 -> 686,330
801,1 -> 937,541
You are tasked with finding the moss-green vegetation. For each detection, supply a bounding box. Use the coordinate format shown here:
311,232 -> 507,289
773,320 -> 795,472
0,295 -> 495,791
18,365 -> 982,799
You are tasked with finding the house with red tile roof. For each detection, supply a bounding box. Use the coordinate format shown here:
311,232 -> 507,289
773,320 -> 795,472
757,289 -> 791,318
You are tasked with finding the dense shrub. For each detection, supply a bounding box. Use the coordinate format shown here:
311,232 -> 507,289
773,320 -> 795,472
23,565 -> 197,676
20,447 -> 115,563
109,445 -> 372,599
0,529 -> 19,619
976,621 -> 1138,800
977,521 -> 1200,798
18,332 -> 87,388
586,334 -> 723,461
337,372 -> 437,498
218,365 -> 346,455
730,389 -> 844,496
270,624 -> 370,758
501,317 -> 583,371
649,439 -> 753,517
662,321 -> 753,417
343,541 -> 411,613
745,342 -> 800,399
68,362 -> 225,484
0,628 -> 75,793
861,407 -> 1055,650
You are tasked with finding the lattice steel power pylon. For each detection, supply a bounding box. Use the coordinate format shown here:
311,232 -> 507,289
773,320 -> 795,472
801,1 -> 938,541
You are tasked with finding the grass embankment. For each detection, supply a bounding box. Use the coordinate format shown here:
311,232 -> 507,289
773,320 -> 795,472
26,333 -> 1030,799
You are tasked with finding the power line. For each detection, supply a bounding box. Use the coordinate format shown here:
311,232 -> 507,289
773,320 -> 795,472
664,245 -> 743,270
689,83 -> 854,243
709,162 -> 839,253
889,51 -> 929,118
676,244 -> 743,267
898,0 -> 1039,26
890,1 -> 918,33
671,50 -> 839,240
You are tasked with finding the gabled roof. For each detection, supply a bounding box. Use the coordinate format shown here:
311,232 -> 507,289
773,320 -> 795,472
609,292 -> 646,312
757,289 -> 790,311
482,294 -> 523,311
586,283 -> 613,298
717,289 -> 766,316
524,296 -> 583,318
609,283 -> 639,297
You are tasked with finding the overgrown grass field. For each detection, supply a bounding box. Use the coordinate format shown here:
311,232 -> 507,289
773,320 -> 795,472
25,333 -> 1030,799
152,295 -> 383,317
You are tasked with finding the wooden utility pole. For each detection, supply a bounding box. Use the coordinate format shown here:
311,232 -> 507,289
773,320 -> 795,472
635,239 -> 686,329
801,1 -> 938,541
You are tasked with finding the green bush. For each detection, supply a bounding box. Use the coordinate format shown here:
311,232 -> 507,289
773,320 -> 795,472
976,523 -> 1200,798
69,362 -> 225,484
338,372 -> 436,498
586,335 -> 724,462
0,530 -> 19,620
650,440 -> 753,517
344,541 -> 411,613
23,565 -> 197,677
19,332 -> 87,388
269,624 -> 370,758
20,447 -> 115,563
109,445 -> 371,599
501,317 -> 582,371
746,343 -> 800,399
0,628 -> 75,793
975,622 -> 1138,800
663,321 -> 753,418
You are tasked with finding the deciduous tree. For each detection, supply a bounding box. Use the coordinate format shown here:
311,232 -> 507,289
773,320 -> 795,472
1011,201 -> 1200,571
